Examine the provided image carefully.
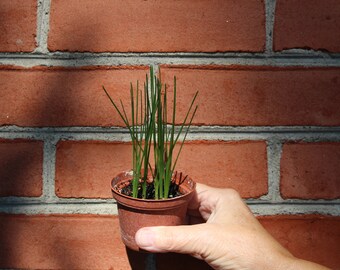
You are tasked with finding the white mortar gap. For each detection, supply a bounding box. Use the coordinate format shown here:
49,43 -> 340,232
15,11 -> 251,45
1,52 -> 340,67
1,50 -> 338,59
36,130 -> 340,143
41,138 -> 58,203
35,0 -> 51,54
56,198 -> 116,203
265,0 -> 276,54
248,198 -> 340,205
1,126 -> 340,142
250,204 -> 340,216
260,139 -> 283,201
0,203 -> 118,215
0,197 -> 43,204
0,202 -> 339,216
2,125 -> 340,133
0,197 -> 115,205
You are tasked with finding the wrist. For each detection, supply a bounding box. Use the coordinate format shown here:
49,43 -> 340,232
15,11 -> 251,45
282,256 -> 330,270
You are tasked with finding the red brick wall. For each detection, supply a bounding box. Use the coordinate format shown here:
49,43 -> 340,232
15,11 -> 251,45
0,0 -> 339,269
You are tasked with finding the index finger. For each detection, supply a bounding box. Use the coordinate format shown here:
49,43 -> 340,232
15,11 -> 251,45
187,183 -> 210,210
187,183 -> 224,221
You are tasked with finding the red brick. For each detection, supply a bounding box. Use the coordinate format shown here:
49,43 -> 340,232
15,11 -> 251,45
161,66 -> 340,126
0,140 -> 43,197
281,142 -> 340,199
1,215 -> 338,270
48,0 -> 265,52
55,141 -> 132,198
260,215 -> 340,269
55,140 -> 267,199
176,141 -> 268,198
0,214 -> 129,269
0,0 -> 37,52
274,0 -> 340,52
0,66 -> 147,127
0,214 -> 209,270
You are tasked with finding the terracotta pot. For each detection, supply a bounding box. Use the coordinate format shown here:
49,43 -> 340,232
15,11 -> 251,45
111,170 -> 196,251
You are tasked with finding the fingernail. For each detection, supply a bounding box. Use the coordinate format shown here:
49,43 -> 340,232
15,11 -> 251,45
135,228 -> 155,248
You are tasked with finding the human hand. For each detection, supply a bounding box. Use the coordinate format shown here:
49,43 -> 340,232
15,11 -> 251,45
135,183 -> 330,270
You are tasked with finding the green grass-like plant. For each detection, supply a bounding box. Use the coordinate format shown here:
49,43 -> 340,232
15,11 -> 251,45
103,67 -> 198,199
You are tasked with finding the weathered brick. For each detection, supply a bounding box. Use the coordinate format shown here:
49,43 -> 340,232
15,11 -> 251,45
274,0 -> 340,52
281,142 -> 340,199
0,214 -> 128,269
0,140 -> 43,197
161,66 -> 340,126
4,66 -> 339,127
0,215 -> 338,269
0,0 -> 37,52
176,141 -> 268,198
0,214 -> 210,270
48,0 -> 265,52
0,66 -> 147,127
55,140 -> 267,199
260,215 -> 340,269
55,141 -> 132,198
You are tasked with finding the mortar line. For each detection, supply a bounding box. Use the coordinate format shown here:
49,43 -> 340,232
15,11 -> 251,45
1,130 -> 340,142
1,56 -> 340,68
1,50 -> 340,58
41,137 -> 58,203
249,204 -> 340,216
0,202 -> 339,216
1,197 -> 339,205
35,0 -> 51,54
260,139 -> 283,201
248,199 -> 340,205
1,125 -> 340,133
0,197 -> 115,204
265,0 -> 276,54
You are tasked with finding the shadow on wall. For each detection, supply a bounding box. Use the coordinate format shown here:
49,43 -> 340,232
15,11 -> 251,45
0,0 -> 264,266
1,1 -> 211,266
0,7 -> 214,270
0,5 -> 102,269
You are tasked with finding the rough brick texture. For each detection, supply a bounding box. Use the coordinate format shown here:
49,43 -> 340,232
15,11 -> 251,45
176,141 -> 267,198
161,66 -> 340,126
260,215 -> 340,269
0,214 -> 212,270
0,140 -> 43,197
274,0 -> 340,52
1,0 -> 340,268
55,140 -> 267,199
2,66 -> 339,127
55,141 -> 132,198
0,66 -> 147,127
0,0 -> 37,52
281,142 -> 340,199
0,215 -> 338,269
0,215 -> 129,269
48,0 -> 265,52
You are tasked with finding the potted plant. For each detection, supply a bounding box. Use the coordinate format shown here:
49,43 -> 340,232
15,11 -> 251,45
103,67 -> 198,251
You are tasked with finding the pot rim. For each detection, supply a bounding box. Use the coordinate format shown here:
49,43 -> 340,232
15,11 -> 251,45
111,170 -> 196,208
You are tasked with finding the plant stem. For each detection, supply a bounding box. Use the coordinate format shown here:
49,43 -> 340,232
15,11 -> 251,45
103,66 -> 198,200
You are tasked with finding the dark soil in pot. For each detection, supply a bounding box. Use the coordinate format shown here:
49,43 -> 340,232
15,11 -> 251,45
111,171 -> 196,251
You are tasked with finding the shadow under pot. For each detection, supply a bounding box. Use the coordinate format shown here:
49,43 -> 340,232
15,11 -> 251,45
111,171 -> 196,251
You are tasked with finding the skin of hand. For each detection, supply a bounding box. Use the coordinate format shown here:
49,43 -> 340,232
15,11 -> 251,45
135,183 -> 330,270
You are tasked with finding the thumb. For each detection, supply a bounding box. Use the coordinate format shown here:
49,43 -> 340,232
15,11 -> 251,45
135,224 -> 212,256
